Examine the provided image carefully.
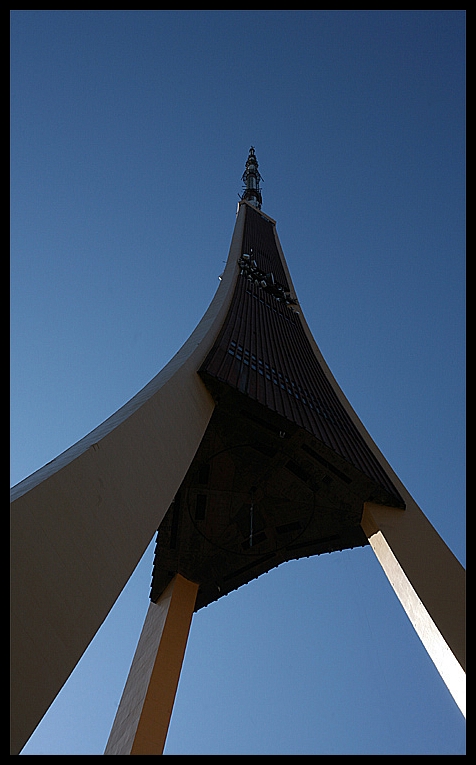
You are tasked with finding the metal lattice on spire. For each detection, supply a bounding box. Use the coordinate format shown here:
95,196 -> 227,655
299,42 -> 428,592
241,146 -> 262,209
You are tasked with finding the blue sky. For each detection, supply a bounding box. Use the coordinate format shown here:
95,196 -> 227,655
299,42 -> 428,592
11,11 -> 465,755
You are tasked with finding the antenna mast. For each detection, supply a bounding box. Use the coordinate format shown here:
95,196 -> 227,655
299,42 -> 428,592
241,146 -> 262,209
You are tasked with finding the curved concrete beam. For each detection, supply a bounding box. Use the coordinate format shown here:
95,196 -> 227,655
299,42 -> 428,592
10,204 -> 245,755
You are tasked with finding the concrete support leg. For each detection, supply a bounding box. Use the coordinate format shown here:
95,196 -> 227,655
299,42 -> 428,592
361,502 -> 465,717
104,574 -> 199,755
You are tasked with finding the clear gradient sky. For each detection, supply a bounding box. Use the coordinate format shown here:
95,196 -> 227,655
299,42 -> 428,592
11,11 -> 465,755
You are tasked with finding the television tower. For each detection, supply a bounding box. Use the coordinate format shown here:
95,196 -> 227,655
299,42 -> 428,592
10,149 -> 465,755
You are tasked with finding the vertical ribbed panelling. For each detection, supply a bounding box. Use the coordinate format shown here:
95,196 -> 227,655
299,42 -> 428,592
241,207 -> 290,290
200,204 -> 401,499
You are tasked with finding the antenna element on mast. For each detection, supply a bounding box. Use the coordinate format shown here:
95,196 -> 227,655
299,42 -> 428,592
241,146 -> 262,209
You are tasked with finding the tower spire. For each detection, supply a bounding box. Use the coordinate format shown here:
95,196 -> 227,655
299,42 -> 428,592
241,146 -> 262,209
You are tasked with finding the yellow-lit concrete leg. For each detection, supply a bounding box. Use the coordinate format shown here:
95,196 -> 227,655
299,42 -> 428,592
105,574 -> 199,755
361,501 -> 465,717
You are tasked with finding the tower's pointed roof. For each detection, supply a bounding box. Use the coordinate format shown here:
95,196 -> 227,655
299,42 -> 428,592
241,146 -> 262,209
